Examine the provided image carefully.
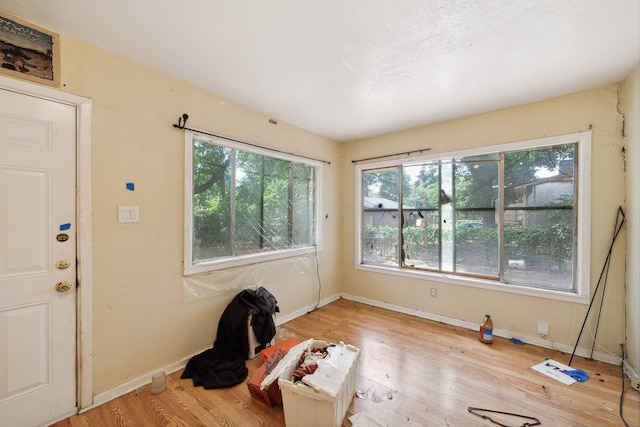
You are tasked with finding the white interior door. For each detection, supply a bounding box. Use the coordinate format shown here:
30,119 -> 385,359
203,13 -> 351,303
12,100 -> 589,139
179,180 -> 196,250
0,88 -> 77,426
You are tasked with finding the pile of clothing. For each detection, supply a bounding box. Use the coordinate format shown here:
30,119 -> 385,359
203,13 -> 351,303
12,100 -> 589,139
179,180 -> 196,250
181,286 -> 279,389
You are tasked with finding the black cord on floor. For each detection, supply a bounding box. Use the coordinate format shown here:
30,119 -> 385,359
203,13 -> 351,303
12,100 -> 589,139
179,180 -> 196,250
620,344 -> 631,427
620,364 -> 630,427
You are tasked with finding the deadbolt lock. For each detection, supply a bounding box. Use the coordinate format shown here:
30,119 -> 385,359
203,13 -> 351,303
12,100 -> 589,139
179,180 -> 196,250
56,281 -> 72,292
56,259 -> 71,269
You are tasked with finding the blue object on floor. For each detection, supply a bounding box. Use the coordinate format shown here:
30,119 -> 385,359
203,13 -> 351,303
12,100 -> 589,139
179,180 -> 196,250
510,337 -> 524,345
564,369 -> 589,382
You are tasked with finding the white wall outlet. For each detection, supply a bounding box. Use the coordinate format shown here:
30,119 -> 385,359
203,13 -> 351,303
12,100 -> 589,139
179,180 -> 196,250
537,321 -> 549,336
430,288 -> 437,297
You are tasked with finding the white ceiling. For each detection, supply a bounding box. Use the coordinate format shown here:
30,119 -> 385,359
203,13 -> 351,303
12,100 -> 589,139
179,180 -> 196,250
1,0 -> 639,141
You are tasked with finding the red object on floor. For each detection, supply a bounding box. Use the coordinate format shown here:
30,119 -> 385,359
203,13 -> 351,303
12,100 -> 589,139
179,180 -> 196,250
259,338 -> 301,362
248,348 -> 287,406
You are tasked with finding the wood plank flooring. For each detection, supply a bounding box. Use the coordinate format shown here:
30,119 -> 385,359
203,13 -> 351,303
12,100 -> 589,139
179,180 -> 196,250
52,298 -> 639,426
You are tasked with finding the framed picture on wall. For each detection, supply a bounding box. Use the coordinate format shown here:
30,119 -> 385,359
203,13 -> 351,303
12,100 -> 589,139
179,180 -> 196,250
0,10 -> 60,87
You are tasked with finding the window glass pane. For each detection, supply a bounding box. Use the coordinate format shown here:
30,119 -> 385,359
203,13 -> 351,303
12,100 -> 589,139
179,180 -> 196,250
362,168 -> 400,266
235,151 -> 264,253
187,132 -> 318,272
503,144 -> 575,289
291,164 -> 314,247
453,157 -> 499,278
192,141 -> 232,262
357,136 -> 583,294
262,157 -> 290,248
401,163 -> 439,269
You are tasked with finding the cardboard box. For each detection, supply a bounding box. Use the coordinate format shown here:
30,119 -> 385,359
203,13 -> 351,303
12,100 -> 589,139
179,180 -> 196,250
247,347 -> 286,406
259,337 -> 301,362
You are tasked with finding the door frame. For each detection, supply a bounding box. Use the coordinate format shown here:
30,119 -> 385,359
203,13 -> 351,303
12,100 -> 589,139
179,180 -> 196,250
0,75 -> 94,412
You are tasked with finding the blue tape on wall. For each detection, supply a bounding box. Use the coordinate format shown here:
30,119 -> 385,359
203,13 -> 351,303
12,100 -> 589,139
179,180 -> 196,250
60,223 -> 71,231
126,183 -> 135,191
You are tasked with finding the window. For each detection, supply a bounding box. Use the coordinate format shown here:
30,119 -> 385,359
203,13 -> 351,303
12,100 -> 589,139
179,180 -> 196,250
185,131 -> 319,274
356,132 -> 591,298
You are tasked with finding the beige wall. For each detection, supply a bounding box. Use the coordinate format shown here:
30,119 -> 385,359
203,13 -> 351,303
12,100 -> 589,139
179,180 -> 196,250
60,37 -> 342,394
30,32 -> 635,398
621,64 -> 640,375
339,86 -> 628,357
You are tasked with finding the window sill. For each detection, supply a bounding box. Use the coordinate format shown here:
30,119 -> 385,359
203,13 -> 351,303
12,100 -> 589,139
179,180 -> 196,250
185,246 -> 317,276
355,263 -> 589,304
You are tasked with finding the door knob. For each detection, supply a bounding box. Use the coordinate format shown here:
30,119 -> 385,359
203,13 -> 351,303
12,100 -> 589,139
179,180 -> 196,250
56,281 -> 72,292
56,259 -> 71,269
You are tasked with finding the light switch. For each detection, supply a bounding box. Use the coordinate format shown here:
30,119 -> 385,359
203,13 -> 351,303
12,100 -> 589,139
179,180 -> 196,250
118,206 -> 140,223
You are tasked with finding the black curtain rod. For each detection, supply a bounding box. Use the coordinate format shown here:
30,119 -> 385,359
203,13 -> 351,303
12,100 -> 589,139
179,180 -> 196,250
352,147 -> 432,164
172,114 -> 330,165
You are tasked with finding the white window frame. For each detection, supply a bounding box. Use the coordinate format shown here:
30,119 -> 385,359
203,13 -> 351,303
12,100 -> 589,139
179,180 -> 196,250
184,130 -> 322,275
355,131 -> 591,304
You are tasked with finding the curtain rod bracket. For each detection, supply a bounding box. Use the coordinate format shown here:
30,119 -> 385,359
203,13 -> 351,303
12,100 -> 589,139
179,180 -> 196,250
173,113 -> 189,129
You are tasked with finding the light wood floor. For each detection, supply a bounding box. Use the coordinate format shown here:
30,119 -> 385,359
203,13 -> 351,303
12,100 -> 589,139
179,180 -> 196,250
52,298 -> 639,427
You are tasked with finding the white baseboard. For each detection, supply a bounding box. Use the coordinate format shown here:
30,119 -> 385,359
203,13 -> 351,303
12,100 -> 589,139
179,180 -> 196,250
339,293 -> 622,366
85,294 -> 340,413
85,292 -> 622,413
275,294 -> 341,326
83,357 -> 192,413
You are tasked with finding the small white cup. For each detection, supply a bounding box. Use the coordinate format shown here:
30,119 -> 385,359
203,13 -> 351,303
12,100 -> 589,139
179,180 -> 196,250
151,371 -> 166,394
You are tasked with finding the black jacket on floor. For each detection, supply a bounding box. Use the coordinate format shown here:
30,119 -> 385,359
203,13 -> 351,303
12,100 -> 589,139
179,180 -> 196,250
181,287 -> 279,389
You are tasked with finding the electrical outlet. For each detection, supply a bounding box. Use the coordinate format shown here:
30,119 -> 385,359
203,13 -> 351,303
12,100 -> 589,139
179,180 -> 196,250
537,321 -> 549,336
430,288 -> 437,297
